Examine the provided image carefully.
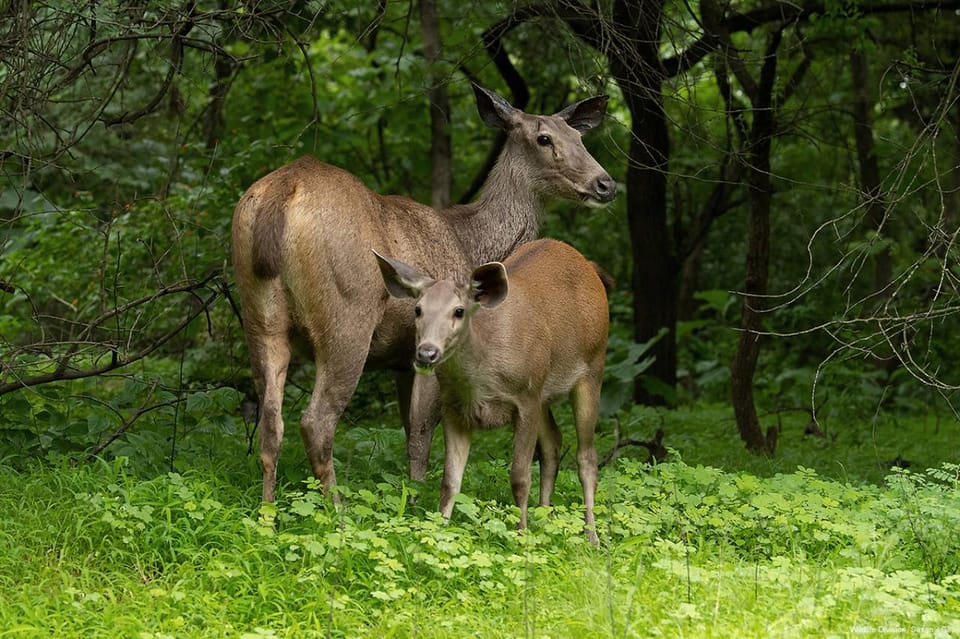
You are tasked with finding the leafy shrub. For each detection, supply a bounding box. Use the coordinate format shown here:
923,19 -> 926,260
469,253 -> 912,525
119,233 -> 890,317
3,443 -> 960,638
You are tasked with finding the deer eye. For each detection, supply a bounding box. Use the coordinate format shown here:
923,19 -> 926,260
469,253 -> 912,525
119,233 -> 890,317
414,305 -> 422,317
453,307 -> 465,319
536,134 -> 552,147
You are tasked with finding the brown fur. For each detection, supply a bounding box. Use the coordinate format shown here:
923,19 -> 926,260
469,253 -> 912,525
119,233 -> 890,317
377,239 -> 609,544
247,159 -> 308,279
231,86 -> 614,503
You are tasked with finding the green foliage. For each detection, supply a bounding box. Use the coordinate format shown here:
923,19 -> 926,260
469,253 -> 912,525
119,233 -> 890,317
3,0 -> 956,468
0,371 -> 245,473
608,459 -> 960,579
602,327 -> 669,416
1,444 -> 958,638
604,401 -> 959,491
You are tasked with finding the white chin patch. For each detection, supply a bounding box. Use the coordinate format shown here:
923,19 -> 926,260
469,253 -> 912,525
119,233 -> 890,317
582,197 -> 607,209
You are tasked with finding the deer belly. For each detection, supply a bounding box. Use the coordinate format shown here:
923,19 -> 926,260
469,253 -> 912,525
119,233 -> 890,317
541,361 -> 588,402
472,400 -> 515,430
442,389 -> 515,431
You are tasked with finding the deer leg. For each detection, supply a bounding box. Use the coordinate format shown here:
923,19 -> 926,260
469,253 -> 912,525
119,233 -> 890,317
299,321 -> 374,495
571,377 -> 601,545
299,360 -> 366,494
438,418 -> 472,520
396,371 -> 413,442
537,407 -> 562,507
511,405 -> 543,531
247,330 -> 291,504
396,370 -> 441,482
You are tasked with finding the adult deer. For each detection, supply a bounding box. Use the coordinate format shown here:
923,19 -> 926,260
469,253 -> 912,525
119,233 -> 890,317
375,239 -> 608,544
232,85 -> 614,503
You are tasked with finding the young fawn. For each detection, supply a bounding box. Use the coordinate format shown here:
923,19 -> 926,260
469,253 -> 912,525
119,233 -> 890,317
376,239 -> 608,544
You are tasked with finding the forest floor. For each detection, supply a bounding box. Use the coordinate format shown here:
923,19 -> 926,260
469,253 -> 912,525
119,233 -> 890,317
0,401 -> 958,638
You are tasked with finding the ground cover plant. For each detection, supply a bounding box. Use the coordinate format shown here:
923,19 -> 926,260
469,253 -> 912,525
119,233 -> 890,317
0,405 -> 958,638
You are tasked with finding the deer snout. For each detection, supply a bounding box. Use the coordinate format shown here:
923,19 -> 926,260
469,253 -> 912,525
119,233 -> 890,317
593,174 -> 617,203
415,343 -> 442,369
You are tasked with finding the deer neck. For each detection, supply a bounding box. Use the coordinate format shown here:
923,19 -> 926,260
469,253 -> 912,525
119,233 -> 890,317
436,323 -> 492,402
453,150 -> 544,264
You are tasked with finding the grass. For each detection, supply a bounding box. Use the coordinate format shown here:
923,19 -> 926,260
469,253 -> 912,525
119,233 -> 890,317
606,402 -> 959,485
0,401 -> 958,638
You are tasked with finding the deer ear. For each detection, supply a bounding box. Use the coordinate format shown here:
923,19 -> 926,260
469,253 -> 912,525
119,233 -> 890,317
374,251 -> 432,299
470,262 -> 508,309
554,95 -> 608,132
473,84 -> 520,130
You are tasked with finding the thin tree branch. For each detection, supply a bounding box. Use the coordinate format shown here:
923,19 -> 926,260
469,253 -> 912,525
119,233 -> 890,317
84,379 -> 173,461
0,272 -> 223,396
100,4 -> 195,126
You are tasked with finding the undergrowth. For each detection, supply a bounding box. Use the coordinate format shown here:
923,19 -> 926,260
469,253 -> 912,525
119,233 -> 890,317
0,445 -> 958,638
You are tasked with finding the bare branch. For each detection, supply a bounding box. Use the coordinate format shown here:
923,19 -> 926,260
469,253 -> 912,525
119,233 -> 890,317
0,272 -> 224,397
83,379 -> 170,461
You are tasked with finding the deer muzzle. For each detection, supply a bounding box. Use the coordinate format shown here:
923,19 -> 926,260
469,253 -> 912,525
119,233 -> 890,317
592,174 -> 617,204
414,343 -> 442,375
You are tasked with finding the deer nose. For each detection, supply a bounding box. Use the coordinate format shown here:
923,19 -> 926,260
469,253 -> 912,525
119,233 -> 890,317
594,175 -> 617,202
416,343 -> 441,366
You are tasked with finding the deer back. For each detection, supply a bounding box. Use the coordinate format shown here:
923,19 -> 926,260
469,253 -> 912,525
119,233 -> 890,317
232,156 -> 471,367
470,239 -> 609,401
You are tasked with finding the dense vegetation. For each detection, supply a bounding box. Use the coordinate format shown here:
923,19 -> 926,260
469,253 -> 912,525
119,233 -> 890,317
1,1 -> 958,636
1,413 -> 958,637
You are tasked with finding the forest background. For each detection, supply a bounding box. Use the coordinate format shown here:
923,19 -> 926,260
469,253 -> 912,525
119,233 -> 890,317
1,1 -> 959,637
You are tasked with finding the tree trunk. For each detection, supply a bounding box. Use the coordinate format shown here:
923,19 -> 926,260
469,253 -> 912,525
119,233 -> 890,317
952,89 -> 960,230
204,54 -> 233,150
419,0 -> 451,209
849,48 -> 892,296
609,0 -> 677,404
730,151 -> 775,453
728,30 -> 782,455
